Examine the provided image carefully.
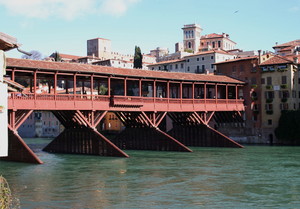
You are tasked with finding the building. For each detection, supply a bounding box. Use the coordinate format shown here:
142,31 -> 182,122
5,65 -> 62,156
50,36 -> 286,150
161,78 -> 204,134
259,55 -> 299,143
199,33 -> 236,51
87,37 -> 156,69
182,24 -> 202,53
273,40 -> 300,56
148,50 -> 235,74
19,111 -> 64,138
0,32 -> 20,157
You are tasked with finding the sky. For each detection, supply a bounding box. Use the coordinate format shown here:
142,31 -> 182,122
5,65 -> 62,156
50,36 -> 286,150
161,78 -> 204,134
1,0 -> 300,58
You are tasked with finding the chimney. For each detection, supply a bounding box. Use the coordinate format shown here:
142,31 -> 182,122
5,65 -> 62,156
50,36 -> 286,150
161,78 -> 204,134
258,50 -> 262,64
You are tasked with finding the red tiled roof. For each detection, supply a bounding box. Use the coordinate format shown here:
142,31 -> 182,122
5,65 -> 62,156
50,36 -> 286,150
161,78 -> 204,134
201,33 -> 224,39
3,77 -> 25,89
259,55 -> 293,66
184,50 -> 232,58
59,53 -> 82,60
215,56 -> 258,65
273,40 -> 300,48
278,46 -> 295,53
6,58 -> 244,84
147,59 -> 185,66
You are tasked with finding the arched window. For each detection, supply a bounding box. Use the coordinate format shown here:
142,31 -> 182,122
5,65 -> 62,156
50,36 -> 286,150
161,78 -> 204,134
188,42 -> 192,49
191,31 -> 194,38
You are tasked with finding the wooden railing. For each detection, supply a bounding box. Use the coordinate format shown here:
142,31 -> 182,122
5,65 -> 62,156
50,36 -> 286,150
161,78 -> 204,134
8,92 -> 244,106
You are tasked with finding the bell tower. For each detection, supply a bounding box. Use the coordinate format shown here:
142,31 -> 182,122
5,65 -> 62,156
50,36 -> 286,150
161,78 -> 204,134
182,24 -> 202,53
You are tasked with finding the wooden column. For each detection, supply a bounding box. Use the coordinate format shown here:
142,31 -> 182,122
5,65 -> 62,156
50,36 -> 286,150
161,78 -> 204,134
91,74 -> 94,100
73,74 -> 77,97
54,71 -> 57,100
124,77 -> 127,96
34,70 -> 37,100
139,79 -> 142,97
108,76 -> 111,97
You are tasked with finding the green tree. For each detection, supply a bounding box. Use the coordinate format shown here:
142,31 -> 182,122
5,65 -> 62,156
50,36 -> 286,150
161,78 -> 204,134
133,46 -> 143,69
275,110 -> 300,144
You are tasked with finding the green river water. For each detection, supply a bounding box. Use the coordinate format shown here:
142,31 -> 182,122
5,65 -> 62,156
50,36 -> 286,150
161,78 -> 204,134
0,138 -> 299,209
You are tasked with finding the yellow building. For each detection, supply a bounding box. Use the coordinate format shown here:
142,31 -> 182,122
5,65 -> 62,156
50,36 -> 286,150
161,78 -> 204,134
260,55 -> 299,143
103,112 -> 124,132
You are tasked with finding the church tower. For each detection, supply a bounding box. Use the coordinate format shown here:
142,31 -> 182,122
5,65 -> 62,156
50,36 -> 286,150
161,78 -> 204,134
182,24 -> 202,53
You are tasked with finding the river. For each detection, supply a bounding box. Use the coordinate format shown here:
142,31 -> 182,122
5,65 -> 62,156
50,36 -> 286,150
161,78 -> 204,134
0,138 -> 300,208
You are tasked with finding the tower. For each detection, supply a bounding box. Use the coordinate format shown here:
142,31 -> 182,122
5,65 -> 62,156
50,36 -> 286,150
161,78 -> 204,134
182,24 -> 202,53
87,38 -> 111,59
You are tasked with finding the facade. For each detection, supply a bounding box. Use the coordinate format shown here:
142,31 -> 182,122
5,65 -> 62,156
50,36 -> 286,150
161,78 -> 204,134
200,33 -> 236,51
273,40 -> 300,56
182,24 -> 202,53
19,111 -> 64,138
215,53 -> 274,143
148,50 -> 235,74
0,32 -> 20,157
259,55 -> 299,143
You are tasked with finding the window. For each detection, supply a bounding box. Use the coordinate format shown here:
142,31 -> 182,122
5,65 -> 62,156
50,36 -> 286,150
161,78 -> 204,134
197,58 -> 199,61
265,91 -> 274,99
282,76 -> 287,84
158,67 -> 161,70
280,103 -> 289,110
202,57 -> 205,61
188,42 -> 192,48
261,78 -> 265,84
268,119 -> 272,125
265,103 -> 273,110
211,64 -> 214,69
251,77 -> 257,84
202,65 -> 205,71
279,91 -> 289,98
212,42 -> 215,48
240,65 -> 244,72
232,66 -> 237,72
187,67 -> 190,71
267,77 -> 272,85
175,64 -> 178,69
187,59 -> 190,62
218,41 -> 221,48
170,65 -> 173,70
181,63 -> 184,68
211,56 -> 214,59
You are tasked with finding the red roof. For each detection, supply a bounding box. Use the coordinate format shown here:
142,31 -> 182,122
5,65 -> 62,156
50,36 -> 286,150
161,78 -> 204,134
148,59 -> 185,66
59,53 -> 82,60
259,55 -> 293,66
215,56 -> 258,65
273,40 -> 300,49
201,33 -> 224,39
6,58 -> 244,84
185,49 -> 232,58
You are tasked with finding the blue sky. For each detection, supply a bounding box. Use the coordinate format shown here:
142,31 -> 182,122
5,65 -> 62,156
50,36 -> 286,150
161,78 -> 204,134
1,0 -> 300,58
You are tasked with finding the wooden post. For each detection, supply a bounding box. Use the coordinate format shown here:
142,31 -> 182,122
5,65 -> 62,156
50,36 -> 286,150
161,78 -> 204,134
139,78 -> 142,97
73,74 -> 77,98
34,71 -> 37,100
54,71 -> 57,100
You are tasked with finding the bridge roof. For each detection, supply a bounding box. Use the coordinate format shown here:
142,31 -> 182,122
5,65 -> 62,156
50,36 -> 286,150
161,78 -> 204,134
7,58 -> 244,84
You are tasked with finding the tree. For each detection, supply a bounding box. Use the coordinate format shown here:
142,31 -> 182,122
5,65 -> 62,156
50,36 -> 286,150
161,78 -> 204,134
133,46 -> 143,69
21,50 -> 43,60
275,110 -> 300,144
51,51 -> 62,62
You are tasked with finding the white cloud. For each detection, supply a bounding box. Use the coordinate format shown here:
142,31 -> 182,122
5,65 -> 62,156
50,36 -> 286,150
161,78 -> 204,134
0,0 -> 140,20
101,0 -> 140,17
289,6 -> 300,12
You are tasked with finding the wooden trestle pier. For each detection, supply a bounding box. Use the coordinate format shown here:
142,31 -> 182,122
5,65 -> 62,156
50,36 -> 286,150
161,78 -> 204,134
2,58 -> 245,164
